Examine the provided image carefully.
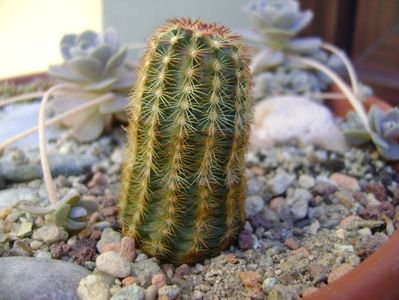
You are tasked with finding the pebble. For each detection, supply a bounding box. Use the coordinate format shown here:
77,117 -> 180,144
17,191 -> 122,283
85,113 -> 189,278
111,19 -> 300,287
122,276 -> 140,287
328,263 -> 354,283
313,179 -> 338,195
30,240 -> 43,250
158,285 -> 181,300
245,195 -> 265,217
111,284 -> 145,300
145,285 -> 159,300
330,173 -> 360,191
262,277 -> 277,292
0,187 -> 36,209
174,264 -> 191,277
336,190 -> 355,209
286,188 -> 312,220
96,251 -> 132,278
32,224 -> 68,243
298,175 -> 315,189
238,271 -> 260,288
17,221 -> 32,237
268,172 -> 296,195
335,228 -> 346,239
97,228 -> 121,253
152,273 -> 167,289
131,258 -> 164,287
77,274 -> 111,300
119,236 -> 136,262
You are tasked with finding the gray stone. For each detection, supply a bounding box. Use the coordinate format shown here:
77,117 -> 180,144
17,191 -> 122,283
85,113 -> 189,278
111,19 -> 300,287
144,285 -> 158,300
298,175 -> 315,189
158,285 -> 181,300
111,284 -> 145,300
12,239 -> 33,256
77,274 -> 111,300
0,256 -> 90,300
96,251 -> 132,278
0,187 -> 36,210
0,154 -> 97,183
97,227 -> 121,253
32,224 -> 68,243
286,188 -> 312,220
269,172 -> 295,195
131,258 -> 163,287
262,277 -> 277,293
245,195 -> 264,217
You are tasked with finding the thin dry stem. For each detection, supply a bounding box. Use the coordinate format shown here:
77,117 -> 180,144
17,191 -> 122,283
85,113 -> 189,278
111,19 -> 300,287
0,92 -> 115,151
288,55 -> 370,131
0,91 -> 46,108
322,42 -> 360,97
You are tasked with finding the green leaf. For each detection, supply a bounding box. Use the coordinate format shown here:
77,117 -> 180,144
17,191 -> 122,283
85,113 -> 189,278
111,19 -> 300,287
89,45 -> 113,65
54,204 -> 71,226
343,129 -> 370,146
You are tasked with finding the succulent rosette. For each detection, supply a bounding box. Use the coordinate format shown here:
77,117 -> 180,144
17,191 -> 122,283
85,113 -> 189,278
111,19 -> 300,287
344,106 -> 399,160
48,29 -> 136,141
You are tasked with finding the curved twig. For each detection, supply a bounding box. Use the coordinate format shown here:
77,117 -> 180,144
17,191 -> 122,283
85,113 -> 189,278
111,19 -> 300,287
321,42 -> 360,96
0,91 -> 46,108
287,55 -> 370,132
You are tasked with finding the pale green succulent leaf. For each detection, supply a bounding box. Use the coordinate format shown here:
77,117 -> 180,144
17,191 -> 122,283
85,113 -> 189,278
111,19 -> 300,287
60,34 -> 77,60
71,110 -> 106,142
375,142 -> 399,160
370,132 -> 389,149
250,48 -> 284,74
104,47 -> 128,76
89,45 -> 113,65
368,106 -> 383,135
54,204 -> 71,227
48,65 -> 88,82
68,57 -> 104,81
84,77 -> 117,93
76,30 -> 98,48
343,129 -> 371,146
384,125 -> 399,141
21,205 -> 57,216
104,29 -> 119,52
286,37 -> 321,53
382,108 -> 399,123
100,95 -> 128,114
75,200 -> 98,215
112,72 -> 136,90
289,10 -> 313,35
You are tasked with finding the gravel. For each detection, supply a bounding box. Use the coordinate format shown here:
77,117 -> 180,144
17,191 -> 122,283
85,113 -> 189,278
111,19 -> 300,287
1,129 -> 398,300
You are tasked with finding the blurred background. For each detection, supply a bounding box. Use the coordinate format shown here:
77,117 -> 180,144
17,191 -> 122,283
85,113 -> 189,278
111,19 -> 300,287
0,0 -> 398,101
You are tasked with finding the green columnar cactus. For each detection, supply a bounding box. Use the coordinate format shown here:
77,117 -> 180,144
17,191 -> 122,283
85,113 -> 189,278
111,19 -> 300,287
120,19 -> 252,264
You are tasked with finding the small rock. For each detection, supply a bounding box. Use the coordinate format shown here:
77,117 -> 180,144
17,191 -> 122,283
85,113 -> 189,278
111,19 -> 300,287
17,222 -> 33,237
110,285 -> 122,296
174,264 -> 191,278
284,238 -> 299,250
158,285 -> 181,300
88,172 -> 107,188
356,232 -> 388,258
262,277 -> 277,293
336,190 -> 355,209
298,175 -> 315,189
224,253 -> 239,264
330,173 -> 360,191
70,238 -> 98,265
12,240 -> 33,256
364,182 -> 386,201
49,241 -> 71,258
96,251 -> 132,278
29,240 -> 43,250
192,290 -> 204,300
328,263 -> 354,283
358,227 -> 372,236
0,207 -> 11,220
131,258 -> 163,287
360,202 -> 395,220
119,236 -> 136,262
0,187 -> 36,210
268,284 -> 298,300
145,285 -> 159,300
77,274 -> 110,300
238,271 -> 260,288
122,276 -> 140,287
269,172 -> 296,195
152,273 -> 166,289
97,228 -> 121,253
100,206 -> 119,217
308,263 -> 328,284
313,179 -> 338,195
32,224 -> 68,243
340,215 -> 362,228
90,230 -> 102,240
34,250 -> 52,259
111,284 -> 145,300
245,195 -> 265,217
103,242 -> 121,253
78,227 -> 93,240
238,229 -> 253,250
291,247 -> 310,258
286,188 -> 312,220
335,228 -> 346,239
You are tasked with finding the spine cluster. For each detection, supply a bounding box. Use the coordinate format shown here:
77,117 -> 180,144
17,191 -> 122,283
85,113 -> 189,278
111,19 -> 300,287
120,19 -> 252,264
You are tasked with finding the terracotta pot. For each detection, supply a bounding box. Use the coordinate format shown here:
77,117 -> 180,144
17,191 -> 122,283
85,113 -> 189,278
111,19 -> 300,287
304,86 -> 398,300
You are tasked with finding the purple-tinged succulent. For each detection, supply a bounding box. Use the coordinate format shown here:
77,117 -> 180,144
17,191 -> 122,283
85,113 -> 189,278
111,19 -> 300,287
344,106 -> 399,160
